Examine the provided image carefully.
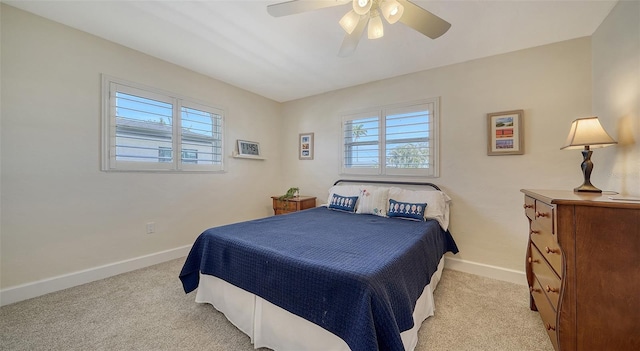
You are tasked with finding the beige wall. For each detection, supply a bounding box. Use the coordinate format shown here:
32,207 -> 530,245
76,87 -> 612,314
0,5 -> 283,288
280,38 -> 593,272
592,0 -> 640,197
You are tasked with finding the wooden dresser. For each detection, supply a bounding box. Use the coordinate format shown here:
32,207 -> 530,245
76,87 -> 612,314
271,196 -> 316,215
522,189 -> 639,351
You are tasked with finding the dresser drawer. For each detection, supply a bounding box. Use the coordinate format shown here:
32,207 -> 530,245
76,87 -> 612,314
524,196 -> 536,220
529,244 -> 561,309
533,200 -> 554,233
531,277 -> 559,351
530,221 -> 563,276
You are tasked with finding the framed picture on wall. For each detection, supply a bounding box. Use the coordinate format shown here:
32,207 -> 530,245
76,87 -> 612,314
299,133 -> 314,160
487,110 -> 524,155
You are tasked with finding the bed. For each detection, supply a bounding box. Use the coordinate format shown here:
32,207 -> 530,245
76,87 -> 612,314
180,180 -> 458,351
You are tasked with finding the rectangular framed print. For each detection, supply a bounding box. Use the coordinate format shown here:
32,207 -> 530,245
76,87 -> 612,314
487,110 -> 524,155
299,133 -> 314,160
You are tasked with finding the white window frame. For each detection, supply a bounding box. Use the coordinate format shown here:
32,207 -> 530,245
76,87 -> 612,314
341,98 -> 440,177
101,75 -> 225,172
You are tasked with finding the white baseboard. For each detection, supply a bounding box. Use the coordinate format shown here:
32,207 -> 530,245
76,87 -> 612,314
444,257 -> 527,286
0,245 -> 192,307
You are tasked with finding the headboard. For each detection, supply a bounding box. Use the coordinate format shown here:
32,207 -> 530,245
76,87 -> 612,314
333,179 -> 441,191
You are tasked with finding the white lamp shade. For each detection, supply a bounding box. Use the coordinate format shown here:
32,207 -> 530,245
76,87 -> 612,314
339,10 -> 361,34
353,0 -> 372,15
561,117 -> 617,150
380,0 -> 404,24
367,11 -> 384,39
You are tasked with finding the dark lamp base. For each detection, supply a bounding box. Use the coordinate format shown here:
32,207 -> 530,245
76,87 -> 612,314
574,183 -> 602,193
574,147 -> 602,193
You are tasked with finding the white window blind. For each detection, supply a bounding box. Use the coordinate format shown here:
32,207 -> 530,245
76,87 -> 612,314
343,112 -> 380,172
342,98 -> 439,177
179,102 -> 223,170
102,76 -> 224,172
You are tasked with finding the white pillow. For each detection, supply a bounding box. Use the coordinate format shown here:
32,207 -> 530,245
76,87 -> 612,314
326,185 -> 363,209
387,187 -> 451,231
356,186 -> 389,217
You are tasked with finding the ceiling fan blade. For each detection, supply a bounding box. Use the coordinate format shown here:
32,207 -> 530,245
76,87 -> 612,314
337,15 -> 368,57
267,0 -> 351,17
397,0 -> 451,39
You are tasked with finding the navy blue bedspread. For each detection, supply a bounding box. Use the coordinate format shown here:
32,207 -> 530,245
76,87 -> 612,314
179,207 -> 458,351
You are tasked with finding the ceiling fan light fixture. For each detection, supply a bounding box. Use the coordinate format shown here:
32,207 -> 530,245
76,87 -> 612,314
353,0 -> 372,15
339,10 -> 361,34
380,0 -> 404,24
367,10 -> 384,39
267,0 -> 451,57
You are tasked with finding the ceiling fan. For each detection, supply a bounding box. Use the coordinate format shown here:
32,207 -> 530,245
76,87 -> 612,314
267,0 -> 451,57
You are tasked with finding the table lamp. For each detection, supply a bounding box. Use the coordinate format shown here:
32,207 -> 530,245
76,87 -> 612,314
561,117 -> 617,193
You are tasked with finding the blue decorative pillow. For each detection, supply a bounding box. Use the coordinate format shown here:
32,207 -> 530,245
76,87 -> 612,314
387,199 -> 427,221
328,193 -> 358,212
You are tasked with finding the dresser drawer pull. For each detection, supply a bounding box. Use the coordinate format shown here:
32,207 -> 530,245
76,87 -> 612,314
530,229 -> 540,235
528,256 -> 540,264
529,286 -> 541,293
546,323 -> 556,331
545,285 -> 559,294
524,204 -> 534,209
536,211 -> 550,218
545,246 -> 560,254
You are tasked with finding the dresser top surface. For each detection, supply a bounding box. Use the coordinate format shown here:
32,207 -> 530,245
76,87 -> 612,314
521,189 -> 640,209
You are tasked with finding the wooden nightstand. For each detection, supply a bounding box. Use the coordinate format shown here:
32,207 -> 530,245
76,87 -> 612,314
271,196 -> 316,215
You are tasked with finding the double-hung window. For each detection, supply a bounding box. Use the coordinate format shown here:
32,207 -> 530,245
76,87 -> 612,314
342,98 -> 439,177
102,76 -> 224,172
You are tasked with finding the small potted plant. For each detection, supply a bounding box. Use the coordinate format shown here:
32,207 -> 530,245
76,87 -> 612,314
278,187 -> 299,210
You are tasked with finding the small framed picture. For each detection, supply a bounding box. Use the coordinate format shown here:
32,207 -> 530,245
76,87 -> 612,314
237,140 -> 261,157
487,110 -> 524,155
299,133 -> 314,160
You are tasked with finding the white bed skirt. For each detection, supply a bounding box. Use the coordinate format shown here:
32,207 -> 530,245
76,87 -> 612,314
195,257 -> 445,351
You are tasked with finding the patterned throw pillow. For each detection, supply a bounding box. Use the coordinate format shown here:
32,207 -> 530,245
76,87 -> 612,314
328,193 -> 359,212
356,187 -> 389,217
326,185 -> 362,208
387,187 -> 451,229
387,199 -> 427,221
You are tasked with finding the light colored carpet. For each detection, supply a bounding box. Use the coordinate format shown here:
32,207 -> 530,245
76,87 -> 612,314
1,258 -> 553,350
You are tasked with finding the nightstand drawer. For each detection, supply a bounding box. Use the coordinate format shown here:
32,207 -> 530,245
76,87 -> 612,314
271,196 -> 316,215
274,201 -> 296,212
530,244 -> 561,309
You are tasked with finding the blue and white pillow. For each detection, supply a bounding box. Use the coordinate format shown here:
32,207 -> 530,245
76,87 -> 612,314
387,199 -> 427,221
328,193 -> 358,212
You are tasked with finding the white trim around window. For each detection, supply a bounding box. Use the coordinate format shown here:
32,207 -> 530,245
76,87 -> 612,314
341,98 -> 440,178
101,75 -> 225,172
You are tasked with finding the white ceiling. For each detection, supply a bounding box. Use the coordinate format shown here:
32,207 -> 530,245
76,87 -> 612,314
5,0 -> 617,102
